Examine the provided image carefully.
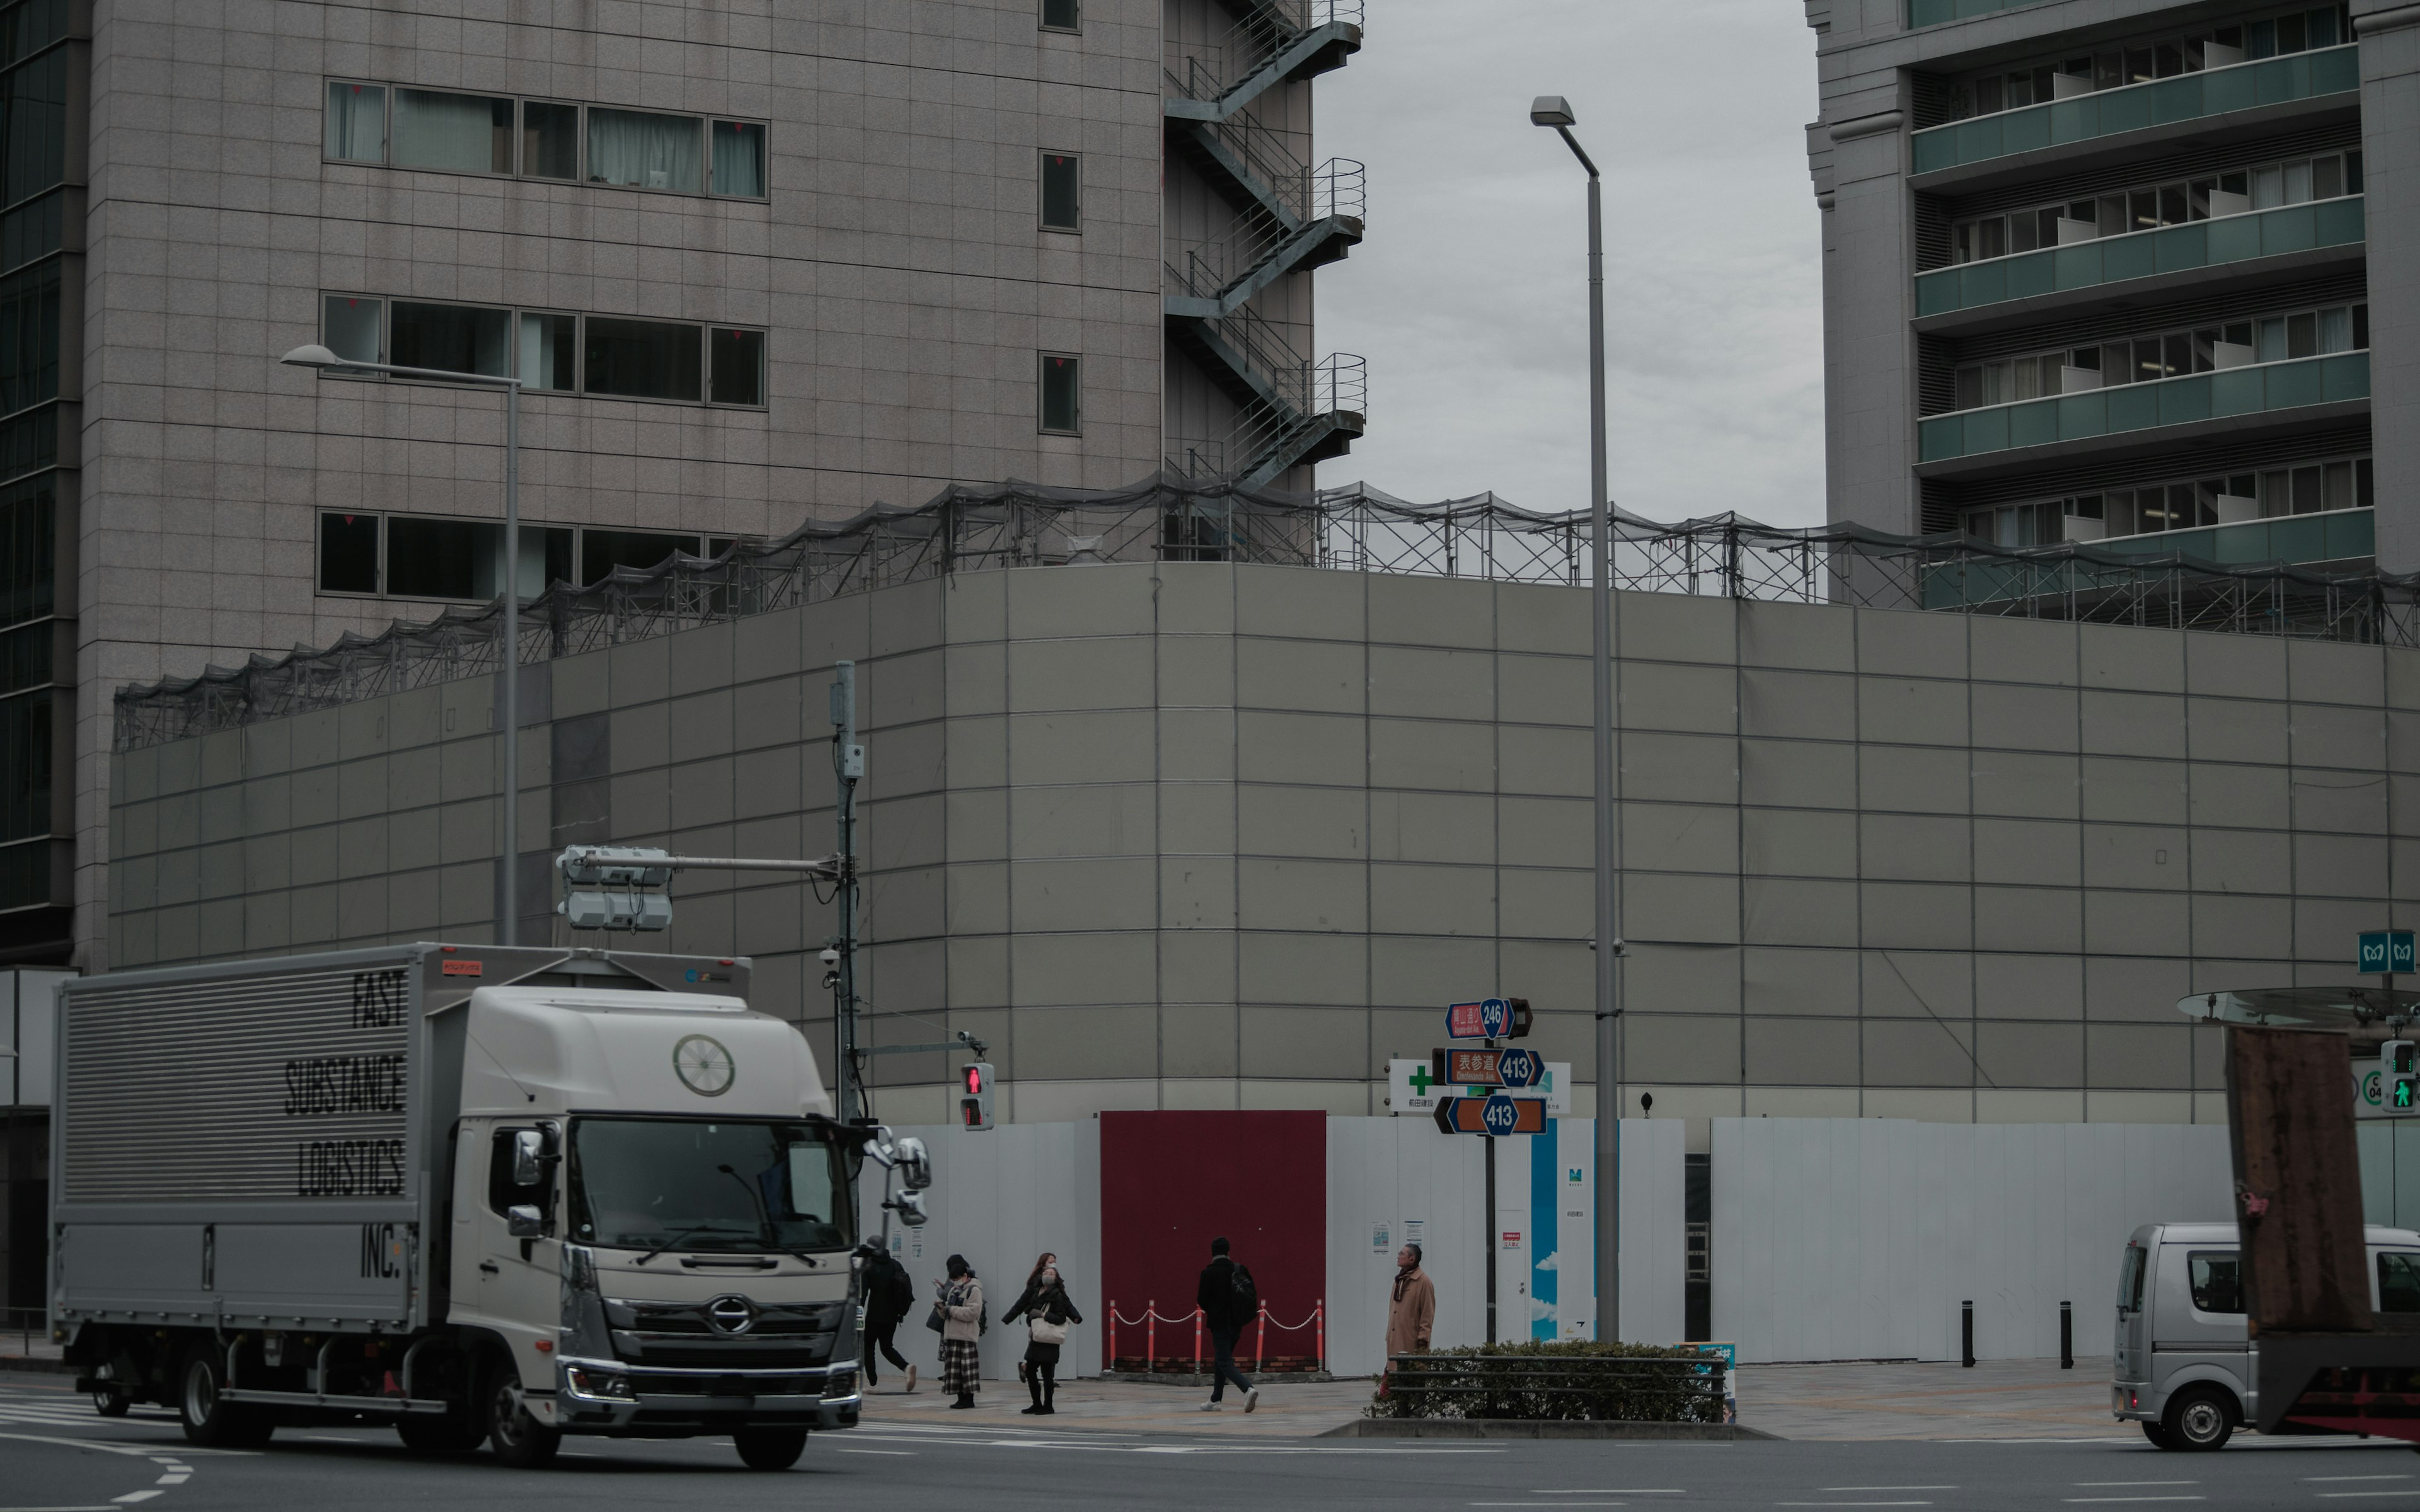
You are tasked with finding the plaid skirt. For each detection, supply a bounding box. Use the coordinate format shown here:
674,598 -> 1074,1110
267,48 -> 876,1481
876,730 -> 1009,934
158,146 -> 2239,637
939,1337 -> 981,1395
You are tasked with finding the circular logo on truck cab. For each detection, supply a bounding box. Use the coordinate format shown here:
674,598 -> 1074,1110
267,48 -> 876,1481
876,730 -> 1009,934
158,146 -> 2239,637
673,1034 -> 736,1097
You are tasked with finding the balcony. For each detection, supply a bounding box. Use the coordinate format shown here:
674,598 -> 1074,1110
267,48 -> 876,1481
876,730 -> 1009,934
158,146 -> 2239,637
1915,197 -> 2363,329
1915,350 -> 2370,474
1918,507 -> 2375,613
1910,45 -> 2358,188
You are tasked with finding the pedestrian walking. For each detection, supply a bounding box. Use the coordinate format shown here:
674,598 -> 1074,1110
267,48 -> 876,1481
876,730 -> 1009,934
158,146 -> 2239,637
1386,1242 -> 1436,1358
931,1254 -> 985,1409
858,1242 -> 917,1392
1002,1252 -> 1083,1416
1194,1236 -> 1259,1413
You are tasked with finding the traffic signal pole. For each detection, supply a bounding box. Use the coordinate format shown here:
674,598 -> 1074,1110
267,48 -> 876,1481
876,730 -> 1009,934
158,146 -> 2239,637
831,662 -> 865,1125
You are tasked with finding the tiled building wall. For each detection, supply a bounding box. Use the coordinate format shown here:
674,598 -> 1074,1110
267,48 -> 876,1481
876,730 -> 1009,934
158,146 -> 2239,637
74,0 -> 1172,965
108,563 -> 2418,1144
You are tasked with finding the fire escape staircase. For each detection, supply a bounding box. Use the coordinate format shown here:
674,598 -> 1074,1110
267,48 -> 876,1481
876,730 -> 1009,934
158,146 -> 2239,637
1165,1 -> 1368,487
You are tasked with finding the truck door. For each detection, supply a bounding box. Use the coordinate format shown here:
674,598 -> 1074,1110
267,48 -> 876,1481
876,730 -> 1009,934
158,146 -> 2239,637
2154,1245 -> 2249,1404
459,1123 -> 562,1360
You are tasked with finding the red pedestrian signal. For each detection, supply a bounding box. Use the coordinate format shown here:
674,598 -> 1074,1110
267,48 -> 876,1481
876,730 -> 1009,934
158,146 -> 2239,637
960,1061 -> 995,1130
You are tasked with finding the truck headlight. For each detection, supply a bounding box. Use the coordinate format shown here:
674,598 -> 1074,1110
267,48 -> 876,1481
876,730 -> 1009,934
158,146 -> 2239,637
567,1366 -> 637,1401
824,1367 -> 858,1400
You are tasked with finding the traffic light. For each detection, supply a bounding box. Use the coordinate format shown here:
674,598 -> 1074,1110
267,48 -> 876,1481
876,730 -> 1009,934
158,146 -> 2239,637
2390,1040 -> 2418,1113
557,846 -> 674,931
959,1061 -> 995,1131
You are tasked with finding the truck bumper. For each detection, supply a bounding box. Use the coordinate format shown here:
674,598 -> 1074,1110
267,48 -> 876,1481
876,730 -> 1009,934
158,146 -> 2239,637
556,1360 -> 861,1434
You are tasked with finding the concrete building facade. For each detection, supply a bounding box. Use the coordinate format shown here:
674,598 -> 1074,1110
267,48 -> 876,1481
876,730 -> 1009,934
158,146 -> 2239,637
0,0 -> 1364,971
101,556 -> 2420,1138
1806,0 -> 2410,570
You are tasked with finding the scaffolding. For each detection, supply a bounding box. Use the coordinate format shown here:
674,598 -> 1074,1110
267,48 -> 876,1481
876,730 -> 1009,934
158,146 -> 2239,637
113,474 -> 2420,750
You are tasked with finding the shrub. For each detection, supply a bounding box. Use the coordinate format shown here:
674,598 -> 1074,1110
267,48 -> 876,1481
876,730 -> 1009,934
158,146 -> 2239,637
1369,1340 -> 1724,1422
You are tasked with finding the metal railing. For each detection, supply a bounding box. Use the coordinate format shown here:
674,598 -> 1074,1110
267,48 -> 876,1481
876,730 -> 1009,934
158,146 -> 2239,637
112,478 -> 2420,750
1165,0 -> 1364,104
1168,156 -> 1364,305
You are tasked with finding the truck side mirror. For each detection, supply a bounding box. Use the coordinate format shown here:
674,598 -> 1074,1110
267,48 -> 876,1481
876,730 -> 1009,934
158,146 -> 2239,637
895,1136 -> 933,1193
512,1130 -> 545,1188
892,1191 -> 929,1229
507,1204 -> 546,1239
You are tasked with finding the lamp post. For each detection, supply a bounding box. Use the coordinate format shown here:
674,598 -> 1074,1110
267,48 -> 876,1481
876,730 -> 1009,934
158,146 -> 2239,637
282,343 -> 526,946
1530,95 -> 1620,1344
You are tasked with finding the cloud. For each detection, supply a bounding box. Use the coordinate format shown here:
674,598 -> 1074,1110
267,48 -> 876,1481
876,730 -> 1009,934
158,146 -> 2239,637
1318,0 -> 1826,526
1533,1249 -> 1559,1272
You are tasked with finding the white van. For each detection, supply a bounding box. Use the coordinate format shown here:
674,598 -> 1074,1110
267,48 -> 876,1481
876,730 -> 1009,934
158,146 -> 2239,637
2113,1221 -> 2420,1450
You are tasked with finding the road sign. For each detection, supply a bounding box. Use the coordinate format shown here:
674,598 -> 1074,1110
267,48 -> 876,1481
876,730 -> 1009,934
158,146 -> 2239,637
1434,1046 -> 1545,1089
1432,1094 -> 1547,1137
1444,997 -> 1534,1040
2360,931 -> 2416,975
1388,1057 -> 1446,1115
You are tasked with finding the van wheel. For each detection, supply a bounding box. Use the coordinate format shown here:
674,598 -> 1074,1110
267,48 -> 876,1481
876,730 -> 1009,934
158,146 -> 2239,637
177,1346 -> 273,1448
2140,1421 -> 2173,1448
482,1355 -> 561,1468
2162,1386 -> 2236,1451
734,1427 -> 808,1469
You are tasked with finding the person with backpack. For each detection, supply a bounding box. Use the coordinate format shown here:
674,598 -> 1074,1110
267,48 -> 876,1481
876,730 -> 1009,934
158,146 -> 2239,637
931,1254 -> 985,1409
1194,1235 -> 1259,1412
1001,1252 -> 1083,1415
858,1242 -> 917,1392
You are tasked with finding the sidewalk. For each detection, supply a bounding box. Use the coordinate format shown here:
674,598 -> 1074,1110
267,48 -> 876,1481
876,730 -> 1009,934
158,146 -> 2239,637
858,1371 -> 1376,1437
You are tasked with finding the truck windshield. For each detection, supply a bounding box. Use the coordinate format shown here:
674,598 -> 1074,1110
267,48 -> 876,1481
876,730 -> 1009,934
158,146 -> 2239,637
568,1118 -> 853,1255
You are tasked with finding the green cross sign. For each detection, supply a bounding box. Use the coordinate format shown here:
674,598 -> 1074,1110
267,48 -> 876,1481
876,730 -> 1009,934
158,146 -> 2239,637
1407,1064 -> 1436,1096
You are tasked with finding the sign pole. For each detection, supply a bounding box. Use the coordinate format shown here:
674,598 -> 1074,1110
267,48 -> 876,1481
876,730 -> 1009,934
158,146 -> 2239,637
1484,1118 -> 1497,1345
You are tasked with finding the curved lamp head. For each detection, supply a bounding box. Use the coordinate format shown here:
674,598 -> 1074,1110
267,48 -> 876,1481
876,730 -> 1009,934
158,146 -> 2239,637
280,343 -> 342,369
1530,96 -> 1576,128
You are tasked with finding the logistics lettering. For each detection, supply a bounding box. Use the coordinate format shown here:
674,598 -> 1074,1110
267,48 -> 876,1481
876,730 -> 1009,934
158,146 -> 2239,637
283,1053 -> 406,1116
297,1138 -> 407,1197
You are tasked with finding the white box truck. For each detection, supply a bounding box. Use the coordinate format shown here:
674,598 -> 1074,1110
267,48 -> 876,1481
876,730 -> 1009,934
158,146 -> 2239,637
49,942 -> 889,1469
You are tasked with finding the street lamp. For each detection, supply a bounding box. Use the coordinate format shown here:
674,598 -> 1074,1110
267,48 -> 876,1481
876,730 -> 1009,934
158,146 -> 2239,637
1531,94 -> 1621,1344
282,343 -> 526,946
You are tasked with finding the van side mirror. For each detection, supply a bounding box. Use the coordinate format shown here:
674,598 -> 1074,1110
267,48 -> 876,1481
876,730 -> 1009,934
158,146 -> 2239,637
895,1136 -> 933,1193
507,1204 -> 546,1239
512,1130 -> 546,1187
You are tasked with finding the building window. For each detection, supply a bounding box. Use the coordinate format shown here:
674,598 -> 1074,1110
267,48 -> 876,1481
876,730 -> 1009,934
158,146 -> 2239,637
1950,152 -> 2360,265
1941,4 -> 2351,122
1041,152 -> 1081,231
318,512 -> 379,593
391,88 -> 512,175
584,316 -> 701,401
709,327 -> 764,406
582,528 -> 701,587
1,45 -> 67,205
1963,454 -> 2374,547
587,107 -> 702,193
318,297 -> 766,408
1039,352 -> 1081,434
712,120 -> 767,198
0,688 -> 49,844
324,81 -> 386,163
521,100 -> 579,180
0,471 -> 54,626
1041,0 -> 1080,30
0,257 -> 59,415
1951,301 -> 2366,411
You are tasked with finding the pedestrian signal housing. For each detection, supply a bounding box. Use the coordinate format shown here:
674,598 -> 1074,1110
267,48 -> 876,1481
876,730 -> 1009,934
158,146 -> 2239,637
960,1060 -> 995,1130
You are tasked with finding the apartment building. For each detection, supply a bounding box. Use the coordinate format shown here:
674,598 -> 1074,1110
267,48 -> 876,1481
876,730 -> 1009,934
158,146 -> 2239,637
1806,0 -> 2405,579
0,0 -> 1365,971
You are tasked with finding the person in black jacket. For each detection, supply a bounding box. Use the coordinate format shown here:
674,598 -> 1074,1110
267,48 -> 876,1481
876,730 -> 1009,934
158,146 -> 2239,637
859,1243 -> 917,1392
1001,1252 -> 1084,1415
1194,1236 -> 1259,1413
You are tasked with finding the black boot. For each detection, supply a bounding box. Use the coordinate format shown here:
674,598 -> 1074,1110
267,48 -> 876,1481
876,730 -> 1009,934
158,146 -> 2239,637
952,1391 -> 975,1409
1022,1371 -> 1044,1414
1041,1372 -> 1057,1414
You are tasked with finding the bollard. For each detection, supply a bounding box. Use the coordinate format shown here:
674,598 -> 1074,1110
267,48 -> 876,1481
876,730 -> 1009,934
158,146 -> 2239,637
2060,1300 -> 2073,1370
1194,1307 -> 1204,1377
1147,1300 -> 1156,1375
1107,1298 -> 1116,1373
1255,1301 -> 1267,1372
1317,1299 -> 1326,1374
1962,1300 -> 1975,1368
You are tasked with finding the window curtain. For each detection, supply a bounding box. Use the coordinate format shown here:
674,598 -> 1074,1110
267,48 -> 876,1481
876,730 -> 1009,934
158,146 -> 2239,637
588,108 -> 701,191
712,122 -> 764,197
392,89 -> 505,173
324,81 -> 384,162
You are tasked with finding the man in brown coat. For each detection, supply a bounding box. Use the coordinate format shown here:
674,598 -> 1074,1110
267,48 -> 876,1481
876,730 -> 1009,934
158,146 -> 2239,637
1386,1242 -> 1436,1358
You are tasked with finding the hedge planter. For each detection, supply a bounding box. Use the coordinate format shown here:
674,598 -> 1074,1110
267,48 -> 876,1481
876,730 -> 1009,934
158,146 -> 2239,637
1370,1341 -> 1727,1424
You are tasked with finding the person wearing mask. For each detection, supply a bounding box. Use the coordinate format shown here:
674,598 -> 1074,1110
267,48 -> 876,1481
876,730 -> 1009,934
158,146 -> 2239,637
1002,1252 -> 1083,1416
1194,1236 -> 1259,1413
858,1242 -> 917,1392
1386,1242 -> 1436,1360
933,1255 -> 985,1409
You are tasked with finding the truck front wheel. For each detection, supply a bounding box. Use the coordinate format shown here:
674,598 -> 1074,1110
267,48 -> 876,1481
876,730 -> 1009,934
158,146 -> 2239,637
483,1356 -> 562,1468
734,1427 -> 808,1470
2161,1386 -> 2237,1451
178,1346 -> 273,1449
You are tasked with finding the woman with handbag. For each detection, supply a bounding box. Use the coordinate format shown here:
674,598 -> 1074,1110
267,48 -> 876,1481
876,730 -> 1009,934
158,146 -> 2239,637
1002,1253 -> 1081,1415
928,1254 -> 984,1409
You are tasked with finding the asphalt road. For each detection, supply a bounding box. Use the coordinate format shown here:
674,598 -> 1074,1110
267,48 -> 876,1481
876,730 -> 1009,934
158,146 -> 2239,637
6,1372 -> 2417,1511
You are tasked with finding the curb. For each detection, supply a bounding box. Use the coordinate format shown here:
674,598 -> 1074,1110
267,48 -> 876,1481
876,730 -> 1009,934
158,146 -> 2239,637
1323,1418 -> 1780,1441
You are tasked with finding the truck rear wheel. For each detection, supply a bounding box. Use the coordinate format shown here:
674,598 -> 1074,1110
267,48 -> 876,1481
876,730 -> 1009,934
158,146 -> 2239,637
397,1411 -> 487,1457
734,1426 -> 808,1470
483,1356 -> 561,1468
2161,1385 -> 2236,1451
178,1346 -> 273,1448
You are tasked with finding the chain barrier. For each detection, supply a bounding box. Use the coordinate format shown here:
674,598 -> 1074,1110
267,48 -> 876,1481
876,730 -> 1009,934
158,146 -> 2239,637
1105,1298 -> 1326,1375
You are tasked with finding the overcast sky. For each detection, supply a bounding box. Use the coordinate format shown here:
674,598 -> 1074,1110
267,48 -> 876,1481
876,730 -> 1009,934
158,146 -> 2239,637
1317,1 -> 1827,527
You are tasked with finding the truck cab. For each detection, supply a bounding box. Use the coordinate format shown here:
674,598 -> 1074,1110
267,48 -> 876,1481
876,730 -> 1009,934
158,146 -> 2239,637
2112,1220 -> 2420,1450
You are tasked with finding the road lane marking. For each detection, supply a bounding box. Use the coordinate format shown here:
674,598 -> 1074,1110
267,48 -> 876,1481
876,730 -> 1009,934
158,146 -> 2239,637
2073,1484 -> 2198,1489
1530,1494 -> 1686,1498
109,1496 -> 159,1506
2319,1495 -> 2420,1501
2060,1499 -> 2203,1505
2312,1478 -> 2418,1484
147,1479 -> 183,1487
1774,1503 -> 1931,1508
0,1433 -> 200,1459
838,1449 -> 914,1455
1472,1504 -> 1625,1508
1823,1491 -> 1956,1494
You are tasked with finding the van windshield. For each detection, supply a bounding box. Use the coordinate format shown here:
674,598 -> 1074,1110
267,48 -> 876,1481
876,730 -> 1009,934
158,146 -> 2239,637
568,1117 -> 853,1255
2117,1243 -> 2146,1311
